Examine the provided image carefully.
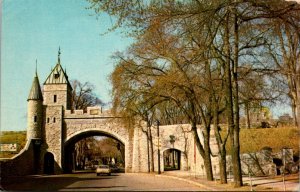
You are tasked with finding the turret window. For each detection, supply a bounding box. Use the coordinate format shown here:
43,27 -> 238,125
54,95 -> 57,103
54,73 -> 60,79
53,117 -> 56,123
34,115 -> 37,123
47,118 -> 50,123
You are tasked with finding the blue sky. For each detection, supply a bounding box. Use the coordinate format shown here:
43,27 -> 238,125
0,0 -> 292,131
1,0 -> 133,131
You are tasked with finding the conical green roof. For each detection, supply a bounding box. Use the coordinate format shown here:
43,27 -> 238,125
28,74 -> 43,101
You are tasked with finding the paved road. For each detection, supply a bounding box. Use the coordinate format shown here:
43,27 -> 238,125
2,173 -> 206,191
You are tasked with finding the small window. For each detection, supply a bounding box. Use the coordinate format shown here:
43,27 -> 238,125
54,73 -> 60,79
54,95 -> 57,103
47,118 -> 50,123
53,117 -> 56,123
34,115 -> 37,123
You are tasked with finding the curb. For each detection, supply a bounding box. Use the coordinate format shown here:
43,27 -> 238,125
155,174 -> 217,191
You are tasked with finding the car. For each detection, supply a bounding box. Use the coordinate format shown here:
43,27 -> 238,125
109,164 -> 125,173
96,165 -> 111,176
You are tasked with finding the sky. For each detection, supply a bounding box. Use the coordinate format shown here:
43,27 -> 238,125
1,0 -> 133,131
0,0 -> 293,131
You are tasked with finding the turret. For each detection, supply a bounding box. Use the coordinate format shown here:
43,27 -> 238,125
27,67 -> 43,140
43,48 -> 72,109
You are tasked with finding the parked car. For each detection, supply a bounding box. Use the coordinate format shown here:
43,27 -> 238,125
96,165 -> 111,176
109,164 -> 125,173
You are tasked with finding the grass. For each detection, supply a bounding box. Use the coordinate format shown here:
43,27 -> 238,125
222,126 -> 299,155
0,131 -> 26,158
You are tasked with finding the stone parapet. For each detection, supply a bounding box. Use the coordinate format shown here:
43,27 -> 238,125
64,107 -> 115,119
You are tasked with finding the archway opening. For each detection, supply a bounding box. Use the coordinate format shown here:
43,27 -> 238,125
63,131 -> 124,174
44,152 -> 55,174
163,149 -> 181,171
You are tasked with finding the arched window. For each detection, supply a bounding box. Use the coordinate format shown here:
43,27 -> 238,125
34,115 -> 37,123
53,117 -> 56,123
47,118 -> 50,123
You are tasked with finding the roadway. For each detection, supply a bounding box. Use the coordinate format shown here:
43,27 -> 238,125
1,172 -> 205,191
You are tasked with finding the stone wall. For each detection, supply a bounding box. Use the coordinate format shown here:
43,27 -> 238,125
226,148 -> 296,177
142,124 -> 219,175
0,140 -> 36,178
41,105 -> 64,173
43,84 -> 71,110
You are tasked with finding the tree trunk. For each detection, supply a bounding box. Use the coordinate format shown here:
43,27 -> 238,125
224,10 -> 236,186
147,127 -> 150,173
296,57 -> 300,129
149,127 -> 155,172
232,10 -> 243,187
219,149 -> 227,184
292,99 -> 297,126
203,134 -> 213,180
192,124 -> 213,181
213,110 -> 227,184
245,102 -> 251,129
297,77 -> 300,129
211,94 -> 227,183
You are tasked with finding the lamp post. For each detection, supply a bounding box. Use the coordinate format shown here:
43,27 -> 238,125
282,147 -> 287,192
157,120 -> 161,174
169,135 -> 175,168
245,156 -> 253,191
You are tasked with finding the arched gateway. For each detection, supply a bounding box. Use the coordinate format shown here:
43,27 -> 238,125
24,51 -> 150,174
45,107 -> 136,174
0,50 -> 219,177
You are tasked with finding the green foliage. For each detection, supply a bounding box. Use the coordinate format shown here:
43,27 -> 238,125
0,131 -> 26,158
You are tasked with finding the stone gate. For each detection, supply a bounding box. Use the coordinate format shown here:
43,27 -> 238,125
0,51 -> 220,177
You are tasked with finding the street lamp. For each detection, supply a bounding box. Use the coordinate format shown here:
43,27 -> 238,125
157,120 -> 161,174
282,147 -> 289,192
169,135 -> 175,168
245,156 -> 253,191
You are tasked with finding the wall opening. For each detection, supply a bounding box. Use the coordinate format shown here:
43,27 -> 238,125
54,95 -> 57,103
44,152 -> 54,174
63,131 -> 125,174
163,149 -> 181,171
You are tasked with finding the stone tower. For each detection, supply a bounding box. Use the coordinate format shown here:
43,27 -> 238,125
27,67 -> 43,140
42,48 -> 72,172
43,48 -> 72,109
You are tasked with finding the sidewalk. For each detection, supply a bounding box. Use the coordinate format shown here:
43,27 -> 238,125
159,170 -> 300,191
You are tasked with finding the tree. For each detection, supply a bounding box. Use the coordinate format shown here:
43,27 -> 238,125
97,137 -> 124,165
264,5 -> 300,127
74,137 -> 94,169
110,20 -> 217,180
71,79 -> 103,111
87,0 -> 300,187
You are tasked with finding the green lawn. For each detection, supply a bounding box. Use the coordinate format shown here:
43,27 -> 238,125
222,127 -> 299,155
0,131 -> 26,158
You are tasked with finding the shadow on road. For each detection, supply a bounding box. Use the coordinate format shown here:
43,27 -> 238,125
62,186 -> 126,190
1,173 -> 120,191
